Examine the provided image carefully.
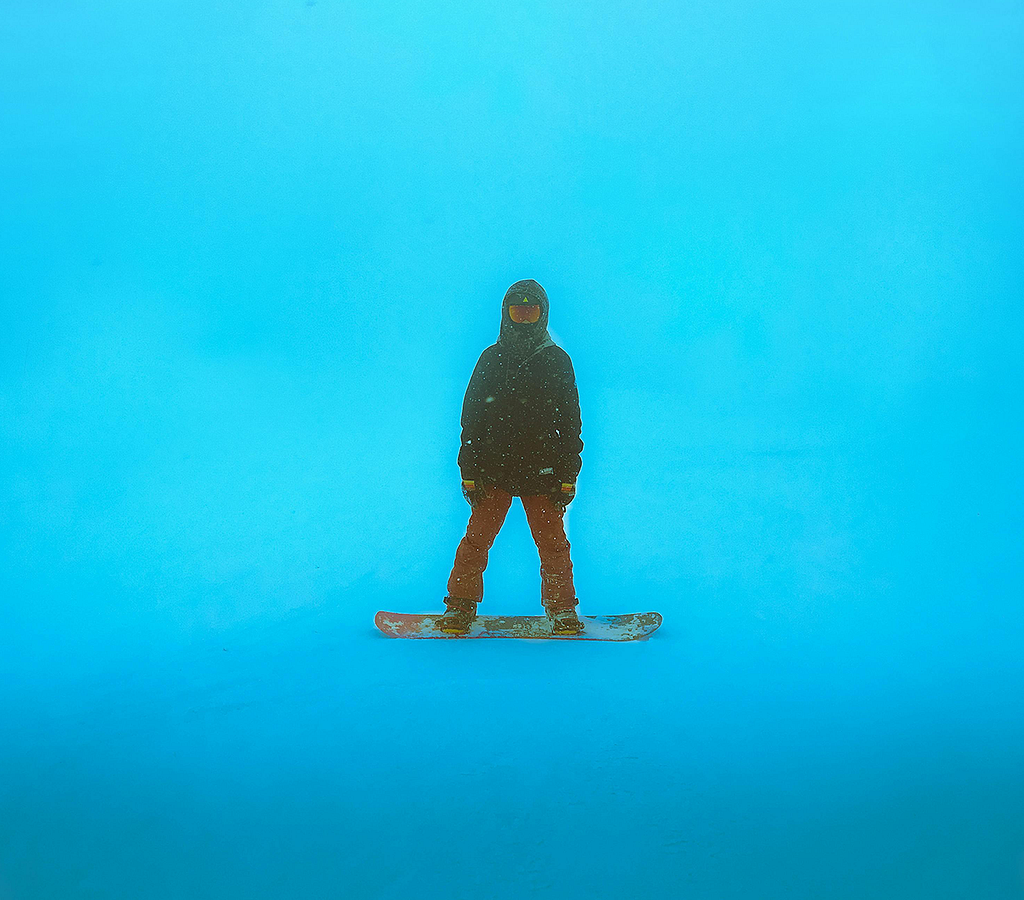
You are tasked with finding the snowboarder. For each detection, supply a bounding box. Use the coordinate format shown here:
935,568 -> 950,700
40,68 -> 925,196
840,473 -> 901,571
441,279 -> 584,635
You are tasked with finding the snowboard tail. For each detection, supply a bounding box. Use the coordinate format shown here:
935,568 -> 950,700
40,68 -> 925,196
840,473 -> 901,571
374,611 -> 662,641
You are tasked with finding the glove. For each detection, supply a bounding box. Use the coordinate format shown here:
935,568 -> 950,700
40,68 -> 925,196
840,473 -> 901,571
462,479 -> 486,509
551,481 -> 576,509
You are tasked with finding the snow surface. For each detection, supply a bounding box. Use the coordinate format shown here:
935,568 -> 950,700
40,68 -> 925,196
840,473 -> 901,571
2,0 -> 1023,897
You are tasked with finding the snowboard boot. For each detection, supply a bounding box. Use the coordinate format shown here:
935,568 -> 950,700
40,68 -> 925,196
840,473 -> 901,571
546,604 -> 583,636
439,597 -> 478,634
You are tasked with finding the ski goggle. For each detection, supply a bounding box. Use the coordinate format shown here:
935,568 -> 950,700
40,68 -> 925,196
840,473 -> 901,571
508,302 -> 541,324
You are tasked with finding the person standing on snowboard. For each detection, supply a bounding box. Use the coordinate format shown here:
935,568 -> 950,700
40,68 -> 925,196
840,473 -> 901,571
441,279 -> 584,635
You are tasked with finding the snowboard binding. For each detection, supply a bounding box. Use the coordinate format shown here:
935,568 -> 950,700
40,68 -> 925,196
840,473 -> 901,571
439,597 -> 477,634
546,605 -> 584,635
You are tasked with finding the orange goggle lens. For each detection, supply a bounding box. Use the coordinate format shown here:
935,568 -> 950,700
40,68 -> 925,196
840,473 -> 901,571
508,304 -> 541,324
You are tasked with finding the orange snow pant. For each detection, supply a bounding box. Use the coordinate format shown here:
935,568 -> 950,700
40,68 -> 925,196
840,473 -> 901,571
447,487 -> 576,608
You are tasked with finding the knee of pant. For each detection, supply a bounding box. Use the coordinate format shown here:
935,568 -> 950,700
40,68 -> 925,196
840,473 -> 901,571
465,534 -> 497,552
537,535 -> 570,554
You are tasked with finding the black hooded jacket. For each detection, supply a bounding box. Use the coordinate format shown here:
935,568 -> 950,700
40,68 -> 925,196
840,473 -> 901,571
457,280 -> 583,497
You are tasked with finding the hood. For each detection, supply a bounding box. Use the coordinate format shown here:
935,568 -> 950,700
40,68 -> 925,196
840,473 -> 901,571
498,279 -> 554,357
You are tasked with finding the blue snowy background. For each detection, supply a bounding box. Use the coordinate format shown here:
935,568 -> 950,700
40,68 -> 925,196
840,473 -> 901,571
2,1 -> 1023,897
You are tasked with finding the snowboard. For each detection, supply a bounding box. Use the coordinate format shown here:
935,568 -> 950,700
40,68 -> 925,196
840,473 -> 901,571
374,610 -> 662,641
